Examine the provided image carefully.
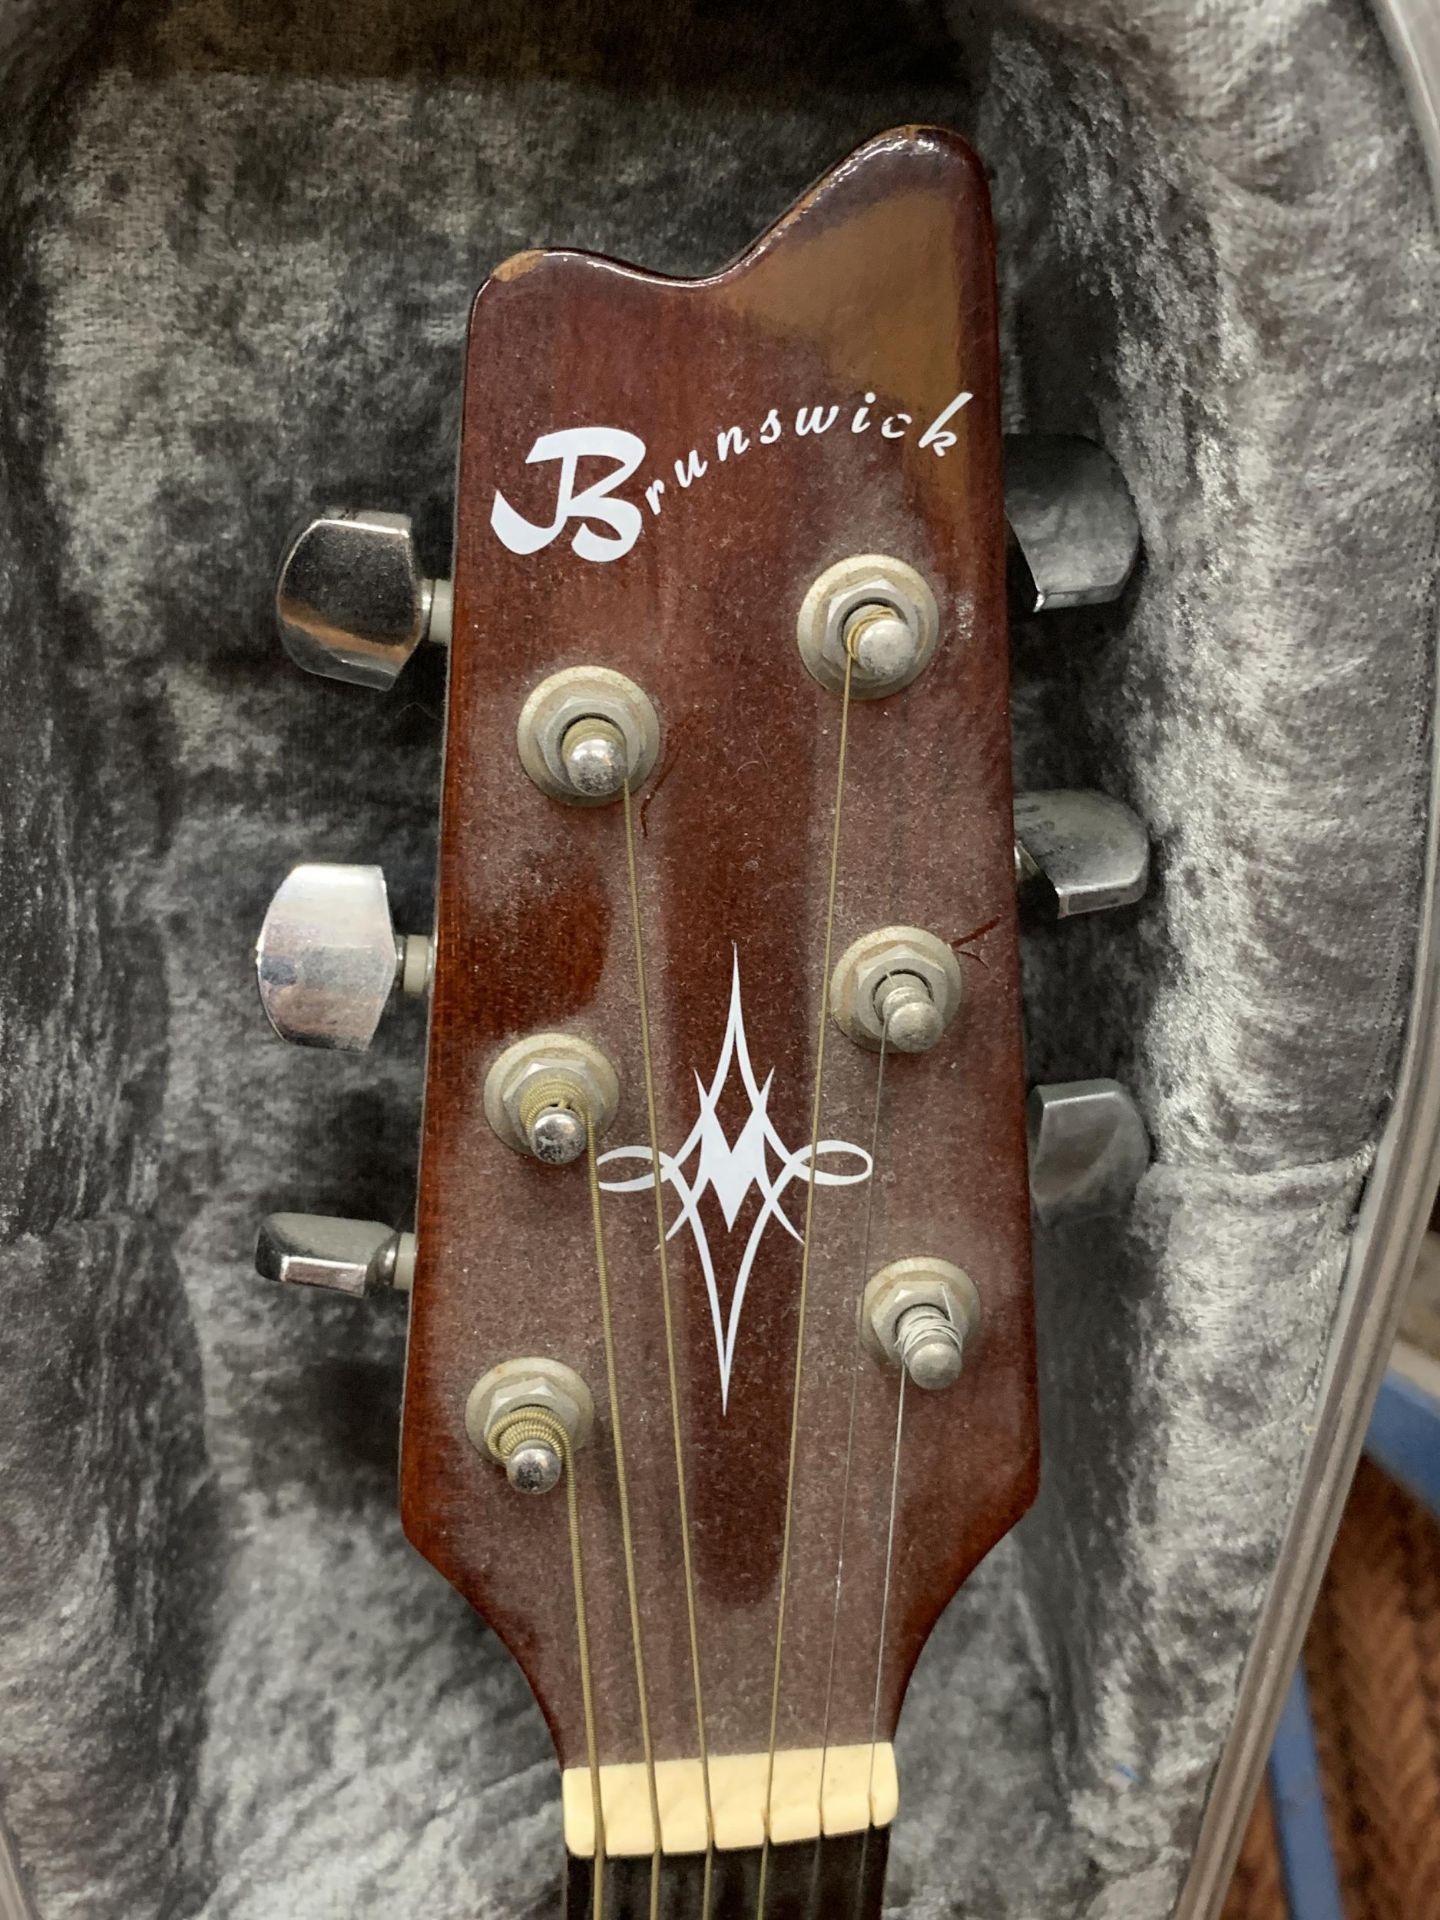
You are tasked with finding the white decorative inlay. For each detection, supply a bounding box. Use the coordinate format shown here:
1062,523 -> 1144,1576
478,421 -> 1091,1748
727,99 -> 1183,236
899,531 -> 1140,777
598,948 -> 872,1410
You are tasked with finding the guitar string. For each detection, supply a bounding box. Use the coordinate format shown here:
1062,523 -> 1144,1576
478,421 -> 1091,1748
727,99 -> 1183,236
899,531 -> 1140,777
585,1114 -> 664,1920
756,651 -> 856,1920
620,777 -> 717,1920
558,1423 -> 607,1920
855,1371 -> 908,1918
809,1015 -> 889,1908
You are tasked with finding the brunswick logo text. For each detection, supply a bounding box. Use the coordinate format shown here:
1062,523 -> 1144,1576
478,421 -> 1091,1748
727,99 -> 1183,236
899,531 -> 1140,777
490,390 -> 973,565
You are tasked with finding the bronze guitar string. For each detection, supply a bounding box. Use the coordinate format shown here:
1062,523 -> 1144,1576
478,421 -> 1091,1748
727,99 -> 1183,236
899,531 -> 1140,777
584,1114 -> 663,1920
756,652 -> 856,1920
811,1013 -> 891,1907
493,1406 -> 606,1920
563,1421 -> 608,1920
858,1373 -> 909,1913
620,776 -> 716,1920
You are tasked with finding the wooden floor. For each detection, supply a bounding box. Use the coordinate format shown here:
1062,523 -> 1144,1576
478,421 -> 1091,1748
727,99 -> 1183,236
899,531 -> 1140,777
1220,1456 -> 1440,1920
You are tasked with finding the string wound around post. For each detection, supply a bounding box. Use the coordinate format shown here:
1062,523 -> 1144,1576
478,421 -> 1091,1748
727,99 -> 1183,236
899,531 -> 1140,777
483,1032 -> 621,1165
466,1358 -> 594,1495
863,1257 -> 981,1391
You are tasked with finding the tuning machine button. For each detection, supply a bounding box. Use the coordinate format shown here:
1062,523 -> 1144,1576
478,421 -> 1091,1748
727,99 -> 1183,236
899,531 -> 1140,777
255,1213 -> 415,1297
1004,435 -> 1140,613
276,508 -> 452,690
256,862 -> 431,1052
1027,1080 -> 1149,1227
1014,790 -> 1149,922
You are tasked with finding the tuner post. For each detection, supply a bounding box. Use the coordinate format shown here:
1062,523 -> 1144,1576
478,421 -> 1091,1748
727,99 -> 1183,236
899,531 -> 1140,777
893,1302 -> 966,1390
871,972 -> 945,1053
466,1359 -> 594,1495
516,1073 -> 590,1166
559,716 -> 630,799
864,1257 -> 980,1391
516,666 -> 660,806
484,1033 -> 621,1165
797,553 -> 939,699
830,927 -> 963,1054
844,603 -> 919,682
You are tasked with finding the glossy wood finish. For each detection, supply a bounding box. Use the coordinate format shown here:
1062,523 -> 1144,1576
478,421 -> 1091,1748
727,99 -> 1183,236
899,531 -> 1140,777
402,128 -> 1036,1789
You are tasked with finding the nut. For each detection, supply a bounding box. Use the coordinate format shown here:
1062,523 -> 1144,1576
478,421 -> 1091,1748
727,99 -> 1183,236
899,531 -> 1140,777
830,926 -> 964,1053
796,554 -> 940,699
862,1257 -> 981,1370
465,1358 -> 595,1463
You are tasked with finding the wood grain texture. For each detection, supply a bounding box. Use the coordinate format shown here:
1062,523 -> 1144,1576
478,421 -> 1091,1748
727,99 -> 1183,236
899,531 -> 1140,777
1305,1457 -> 1440,1919
401,127 -> 1037,1781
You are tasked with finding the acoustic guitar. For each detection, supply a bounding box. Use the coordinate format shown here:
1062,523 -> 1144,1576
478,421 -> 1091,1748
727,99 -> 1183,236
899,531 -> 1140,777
252,125 -> 1149,1919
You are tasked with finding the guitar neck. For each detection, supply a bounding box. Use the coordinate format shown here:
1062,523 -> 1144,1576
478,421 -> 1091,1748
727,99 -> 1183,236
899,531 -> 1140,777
563,1830 -> 890,1920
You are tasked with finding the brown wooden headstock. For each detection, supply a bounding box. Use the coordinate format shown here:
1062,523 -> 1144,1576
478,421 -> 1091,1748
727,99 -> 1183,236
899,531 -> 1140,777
398,124 -> 1037,1848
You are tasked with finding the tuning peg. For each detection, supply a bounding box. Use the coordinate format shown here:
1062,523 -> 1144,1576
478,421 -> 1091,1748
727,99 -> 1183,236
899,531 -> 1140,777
275,508 -> 452,690
1014,790 -> 1149,922
1005,434 -> 1140,613
255,1212 -> 416,1297
256,863 -> 431,1052
1027,1080 -> 1149,1227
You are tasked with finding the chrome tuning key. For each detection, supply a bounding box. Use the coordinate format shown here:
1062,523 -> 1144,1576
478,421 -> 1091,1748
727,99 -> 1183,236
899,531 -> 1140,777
255,1213 -> 416,1297
256,862 -> 431,1052
1013,790 -> 1149,922
1004,434 -> 1140,613
1014,789 -> 1151,1222
276,508 -> 452,690
1027,1080 -> 1149,1228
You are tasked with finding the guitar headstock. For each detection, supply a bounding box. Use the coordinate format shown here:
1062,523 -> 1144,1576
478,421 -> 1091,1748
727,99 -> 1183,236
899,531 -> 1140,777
254,127 -> 1149,1904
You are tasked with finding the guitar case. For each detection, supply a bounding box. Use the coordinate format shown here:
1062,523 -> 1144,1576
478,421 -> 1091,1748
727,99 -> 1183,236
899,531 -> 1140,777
0,1 -> 1436,1915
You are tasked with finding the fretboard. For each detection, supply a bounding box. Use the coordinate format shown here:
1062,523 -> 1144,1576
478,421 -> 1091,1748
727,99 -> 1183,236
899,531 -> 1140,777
563,1830 -> 890,1920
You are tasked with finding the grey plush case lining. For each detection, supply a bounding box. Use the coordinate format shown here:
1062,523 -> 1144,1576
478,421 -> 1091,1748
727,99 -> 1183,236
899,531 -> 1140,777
0,1 -> 1437,1916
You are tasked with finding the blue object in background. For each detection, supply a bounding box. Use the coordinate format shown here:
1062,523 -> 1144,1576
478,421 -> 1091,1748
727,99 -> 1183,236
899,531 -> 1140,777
1268,1663 -> 1346,1920
1364,1367 -> 1440,1523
